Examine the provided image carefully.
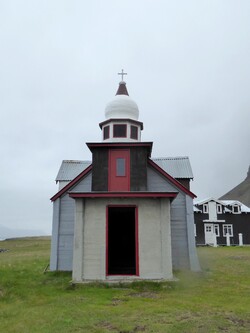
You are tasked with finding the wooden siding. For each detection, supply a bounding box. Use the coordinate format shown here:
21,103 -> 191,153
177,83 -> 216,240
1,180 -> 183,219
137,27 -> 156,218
55,174 -> 92,271
72,172 -> 92,192
176,178 -> 190,190
170,193 -> 189,269
50,198 -> 60,270
185,195 -> 200,271
147,166 -> 190,270
57,194 -> 75,270
130,147 -> 148,191
92,149 -> 108,191
147,167 -> 177,192
194,210 -> 250,245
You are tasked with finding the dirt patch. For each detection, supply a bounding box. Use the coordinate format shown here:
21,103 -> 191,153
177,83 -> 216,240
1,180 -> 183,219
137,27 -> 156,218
226,315 -> 250,327
119,326 -> 146,333
128,291 -> 158,299
111,298 -> 125,306
98,321 -> 118,331
229,255 -> 249,260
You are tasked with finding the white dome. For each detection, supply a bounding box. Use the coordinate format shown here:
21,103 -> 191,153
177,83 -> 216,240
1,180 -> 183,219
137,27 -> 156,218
105,94 -> 139,120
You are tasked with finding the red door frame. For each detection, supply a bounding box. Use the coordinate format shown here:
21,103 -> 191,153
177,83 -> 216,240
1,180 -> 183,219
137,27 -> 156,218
106,205 -> 139,276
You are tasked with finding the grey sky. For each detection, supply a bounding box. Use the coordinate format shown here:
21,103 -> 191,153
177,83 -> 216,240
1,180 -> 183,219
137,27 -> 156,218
1,0 -> 250,236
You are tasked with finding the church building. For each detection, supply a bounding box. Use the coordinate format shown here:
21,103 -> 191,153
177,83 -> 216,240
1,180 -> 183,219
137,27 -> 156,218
50,73 -> 200,282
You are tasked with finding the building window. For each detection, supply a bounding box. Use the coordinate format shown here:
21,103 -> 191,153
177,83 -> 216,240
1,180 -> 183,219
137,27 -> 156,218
232,205 -> 240,214
217,204 -> 222,214
113,124 -> 127,138
223,224 -> 233,237
116,158 -> 126,176
205,225 -> 212,232
214,224 -> 220,236
130,125 -> 138,140
203,204 -> 208,213
103,126 -> 110,140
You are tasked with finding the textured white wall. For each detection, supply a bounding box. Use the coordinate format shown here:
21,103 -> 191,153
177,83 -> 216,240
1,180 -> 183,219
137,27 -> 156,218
72,197 -> 173,281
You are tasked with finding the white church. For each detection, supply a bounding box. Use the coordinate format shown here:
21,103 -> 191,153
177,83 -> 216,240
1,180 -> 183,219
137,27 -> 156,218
50,73 -> 200,282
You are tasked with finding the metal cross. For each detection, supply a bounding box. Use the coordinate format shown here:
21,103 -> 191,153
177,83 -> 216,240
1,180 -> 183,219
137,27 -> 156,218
118,69 -> 127,81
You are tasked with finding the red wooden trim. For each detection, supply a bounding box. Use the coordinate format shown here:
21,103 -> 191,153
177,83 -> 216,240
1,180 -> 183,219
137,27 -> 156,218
50,164 -> 93,201
69,192 -> 178,199
105,206 -> 109,276
87,142 -> 153,157
148,159 -> 197,199
135,206 -> 139,276
87,142 -> 152,148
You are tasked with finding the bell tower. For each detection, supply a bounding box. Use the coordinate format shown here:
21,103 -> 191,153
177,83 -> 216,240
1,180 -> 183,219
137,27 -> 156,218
88,71 -> 152,192
99,71 -> 143,143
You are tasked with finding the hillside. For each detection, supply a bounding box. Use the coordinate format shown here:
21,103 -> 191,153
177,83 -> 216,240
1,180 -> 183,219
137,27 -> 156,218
220,166 -> 250,207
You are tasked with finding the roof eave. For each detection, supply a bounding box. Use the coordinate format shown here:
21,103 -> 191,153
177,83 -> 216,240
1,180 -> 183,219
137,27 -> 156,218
69,191 -> 178,201
50,164 -> 93,202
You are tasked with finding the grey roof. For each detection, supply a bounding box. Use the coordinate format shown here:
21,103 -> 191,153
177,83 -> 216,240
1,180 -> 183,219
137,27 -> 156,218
194,198 -> 250,213
152,157 -> 193,179
55,156 -> 193,182
55,160 -> 92,182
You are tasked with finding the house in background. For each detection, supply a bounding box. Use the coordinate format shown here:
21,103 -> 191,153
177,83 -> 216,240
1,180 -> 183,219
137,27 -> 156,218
50,77 -> 200,282
194,198 -> 250,246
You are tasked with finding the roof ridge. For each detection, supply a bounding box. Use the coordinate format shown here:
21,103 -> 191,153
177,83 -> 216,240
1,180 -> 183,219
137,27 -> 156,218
62,160 -> 91,163
152,156 -> 189,160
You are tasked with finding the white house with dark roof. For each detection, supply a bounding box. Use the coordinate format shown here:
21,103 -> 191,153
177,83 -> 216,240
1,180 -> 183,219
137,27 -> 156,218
50,77 -> 200,282
194,198 -> 250,246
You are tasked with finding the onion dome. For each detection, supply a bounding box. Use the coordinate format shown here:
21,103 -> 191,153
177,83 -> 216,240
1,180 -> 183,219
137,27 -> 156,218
105,81 -> 139,120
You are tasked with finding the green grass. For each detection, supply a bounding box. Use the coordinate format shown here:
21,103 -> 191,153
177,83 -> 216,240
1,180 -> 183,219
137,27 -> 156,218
0,238 -> 250,332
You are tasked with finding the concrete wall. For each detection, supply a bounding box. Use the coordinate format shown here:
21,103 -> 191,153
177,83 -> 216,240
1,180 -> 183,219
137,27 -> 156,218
72,197 -> 173,282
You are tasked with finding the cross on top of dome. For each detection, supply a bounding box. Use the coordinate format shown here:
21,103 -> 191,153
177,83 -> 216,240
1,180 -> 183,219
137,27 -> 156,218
118,69 -> 127,81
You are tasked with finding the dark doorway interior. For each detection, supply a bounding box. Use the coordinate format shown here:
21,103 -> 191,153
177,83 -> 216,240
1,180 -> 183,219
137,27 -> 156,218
108,206 -> 136,275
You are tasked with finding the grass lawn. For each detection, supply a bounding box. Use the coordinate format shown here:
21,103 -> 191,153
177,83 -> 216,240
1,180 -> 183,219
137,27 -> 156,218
0,237 -> 250,333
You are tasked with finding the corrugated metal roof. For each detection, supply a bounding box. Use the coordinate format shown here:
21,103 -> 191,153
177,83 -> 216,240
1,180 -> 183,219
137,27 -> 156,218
55,156 -> 193,182
55,160 -> 91,181
152,157 -> 193,179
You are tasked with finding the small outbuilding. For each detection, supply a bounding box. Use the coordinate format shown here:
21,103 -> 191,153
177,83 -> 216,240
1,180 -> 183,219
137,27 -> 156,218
50,78 -> 200,282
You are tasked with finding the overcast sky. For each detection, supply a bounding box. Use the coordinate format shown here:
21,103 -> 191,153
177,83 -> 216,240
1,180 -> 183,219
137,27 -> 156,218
1,0 -> 250,236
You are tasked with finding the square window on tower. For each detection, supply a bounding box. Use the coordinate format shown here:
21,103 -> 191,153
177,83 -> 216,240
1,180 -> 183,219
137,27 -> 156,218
103,126 -> 110,140
130,125 -> 138,140
113,124 -> 127,138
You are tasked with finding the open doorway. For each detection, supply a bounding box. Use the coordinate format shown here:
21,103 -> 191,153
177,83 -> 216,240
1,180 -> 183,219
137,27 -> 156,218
107,206 -> 138,275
